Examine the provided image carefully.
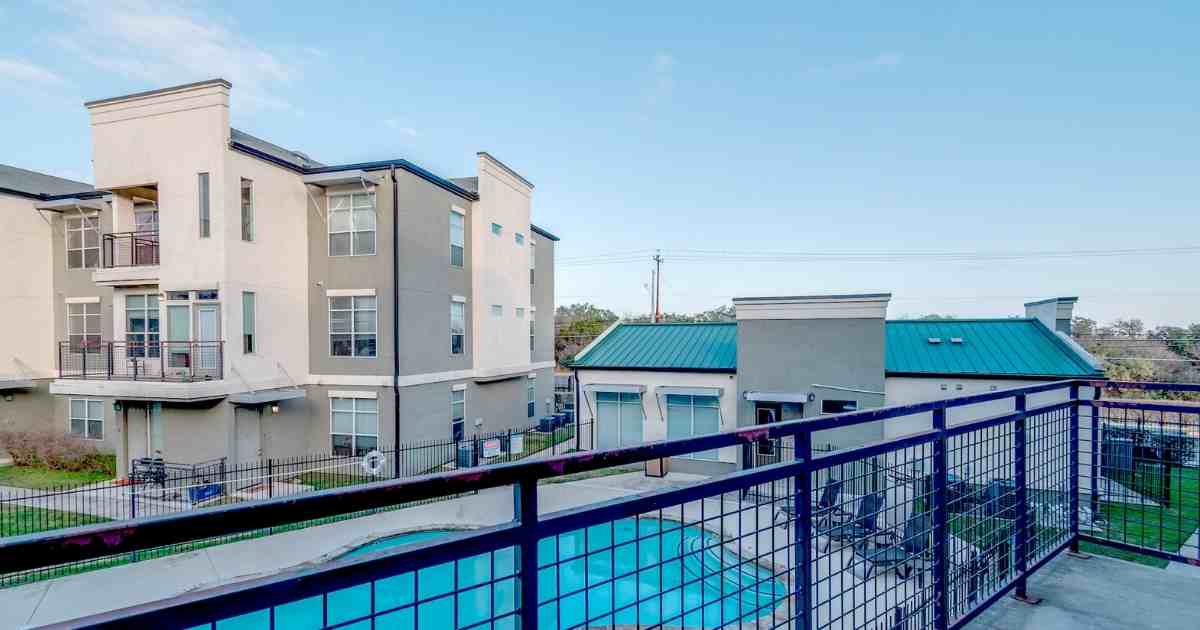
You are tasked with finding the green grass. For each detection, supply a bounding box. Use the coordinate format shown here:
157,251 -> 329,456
0,465 -> 114,490
291,471 -> 369,491
0,506 -> 110,537
1084,466 -> 1199,568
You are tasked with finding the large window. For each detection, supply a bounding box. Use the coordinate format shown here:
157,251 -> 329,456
451,388 -> 466,441
65,214 -> 100,269
126,294 -> 160,358
529,316 -> 535,353
450,301 -> 465,355
328,192 -> 376,256
530,242 -> 535,285
240,178 -> 254,242
596,392 -> 643,449
68,302 -> 101,350
242,292 -> 256,354
449,211 -> 464,267
666,395 -> 720,460
330,296 -> 376,357
527,377 -> 536,418
330,397 -> 378,456
198,172 -> 210,238
69,399 -> 104,440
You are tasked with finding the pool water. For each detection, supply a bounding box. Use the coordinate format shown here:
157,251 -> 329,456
210,518 -> 786,630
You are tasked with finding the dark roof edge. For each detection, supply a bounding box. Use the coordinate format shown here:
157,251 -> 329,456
570,365 -> 737,374
0,186 -> 44,200
733,293 -> 892,303
885,370 -> 1099,380
1024,296 -> 1079,307
84,78 -> 231,108
477,152 -> 534,189
230,142 -> 480,202
531,225 -> 560,241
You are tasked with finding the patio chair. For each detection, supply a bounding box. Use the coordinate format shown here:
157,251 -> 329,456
773,478 -> 852,530
821,492 -> 886,552
846,511 -> 932,580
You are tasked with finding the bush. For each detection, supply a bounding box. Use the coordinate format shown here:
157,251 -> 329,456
0,430 -> 116,475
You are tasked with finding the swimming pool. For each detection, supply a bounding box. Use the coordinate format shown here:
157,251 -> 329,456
210,518 -> 786,629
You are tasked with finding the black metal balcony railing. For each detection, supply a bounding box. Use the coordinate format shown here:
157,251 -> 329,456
102,231 -> 159,268
2,380 -> 1197,629
57,340 -> 223,382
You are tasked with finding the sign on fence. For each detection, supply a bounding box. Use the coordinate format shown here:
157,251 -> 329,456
510,434 -> 524,455
482,439 -> 502,458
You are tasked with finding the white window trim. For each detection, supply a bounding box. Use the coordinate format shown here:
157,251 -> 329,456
329,390 -> 377,399
240,178 -> 254,242
450,300 -> 466,356
326,191 -> 377,257
326,288 -> 377,297
68,397 -> 104,441
666,394 -> 721,460
596,392 -> 643,447
451,295 -> 467,303
451,386 -> 467,439
328,296 -> 378,359
65,296 -> 101,304
242,291 -> 255,355
450,205 -> 467,216
329,396 -> 379,456
65,212 -> 100,271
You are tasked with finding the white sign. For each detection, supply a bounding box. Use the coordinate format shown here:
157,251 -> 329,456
510,434 -> 524,455
482,439 -> 502,458
361,450 -> 387,476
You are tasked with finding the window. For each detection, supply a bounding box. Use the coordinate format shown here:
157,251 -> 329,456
490,305 -> 503,318
449,211 -> 464,267
198,172 -> 210,238
68,302 -> 101,351
126,294 -> 160,358
330,397 -> 378,456
491,223 -> 502,236
530,243 -> 535,285
450,301 -> 465,355
242,292 -> 256,354
330,296 -> 377,357
240,178 -> 254,241
328,192 -> 377,256
166,291 -> 190,301
65,214 -> 100,269
515,232 -> 524,246
451,388 -> 466,441
821,399 -> 858,414
69,399 -> 104,440
596,392 -> 643,449
195,290 -> 219,301
666,395 -> 720,460
529,316 -> 535,352
527,377 -> 536,418
515,307 -> 525,319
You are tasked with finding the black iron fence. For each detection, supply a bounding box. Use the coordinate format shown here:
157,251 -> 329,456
102,231 -> 159,267
57,340 -> 224,381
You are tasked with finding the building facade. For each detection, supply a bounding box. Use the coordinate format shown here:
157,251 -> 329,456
0,79 -> 559,476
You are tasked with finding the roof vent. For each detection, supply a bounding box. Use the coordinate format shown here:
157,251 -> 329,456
950,337 -> 964,344
927,337 -> 942,344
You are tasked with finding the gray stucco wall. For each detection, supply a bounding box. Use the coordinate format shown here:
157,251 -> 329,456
52,210 -> 115,357
307,169 -> 474,377
736,318 -> 887,448
0,381 -> 58,437
532,237 -> 555,365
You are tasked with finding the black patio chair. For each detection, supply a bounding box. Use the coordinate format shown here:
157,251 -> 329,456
847,512 -> 932,580
773,477 -> 852,530
821,492 -> 886,552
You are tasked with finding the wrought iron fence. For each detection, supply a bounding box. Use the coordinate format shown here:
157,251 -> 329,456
2,380 -> 1198,629
57,340 -> 224,381
101,231 -> 159,267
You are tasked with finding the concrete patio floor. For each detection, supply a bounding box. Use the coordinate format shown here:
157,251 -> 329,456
968,553 -> 1200,630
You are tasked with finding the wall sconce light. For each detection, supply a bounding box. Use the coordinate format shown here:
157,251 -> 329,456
270,404 -> 280,414
2,394 -> 13,402
112,401 -> 122,412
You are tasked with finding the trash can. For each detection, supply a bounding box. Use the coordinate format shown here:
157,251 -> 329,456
646,457 -> 669,478
456,443 -> 478,468
539,416 -> 555,432
552,413 -> 567,429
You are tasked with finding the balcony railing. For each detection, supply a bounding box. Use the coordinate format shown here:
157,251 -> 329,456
57,340 -> 223,382
3,380 -> 1197,629
102,231 -> 159,267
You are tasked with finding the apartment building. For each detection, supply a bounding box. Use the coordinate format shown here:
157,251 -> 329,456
0,79 -> 559,476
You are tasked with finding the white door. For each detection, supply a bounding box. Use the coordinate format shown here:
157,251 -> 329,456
196,304 -> 220,373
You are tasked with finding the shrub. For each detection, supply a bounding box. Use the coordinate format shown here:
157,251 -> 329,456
0,430 -> 115,474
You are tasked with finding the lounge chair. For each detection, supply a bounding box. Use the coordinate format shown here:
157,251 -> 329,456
821,492 -> 886,552
773,478 -> 852,530
846,512 -> 932,579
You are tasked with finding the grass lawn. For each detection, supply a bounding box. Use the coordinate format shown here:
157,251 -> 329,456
1084,466 -> 1199,568
0,465 -> 114,490
0,505 -> 110,537
292,471 -> 369,491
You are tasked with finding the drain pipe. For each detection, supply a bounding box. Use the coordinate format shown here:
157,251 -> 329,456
391,165 -> 401,478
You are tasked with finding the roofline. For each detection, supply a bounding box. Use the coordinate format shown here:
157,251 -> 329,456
570,320 -> 622,363
572,365 -> 737,374
733,293 -> 892,303
531,225 -> 560,241
84,78 -> 231,108
477,152 -> 534,189
886,370 -> 1101,380
1027,317 -> 1103,375
1024,296 -> 1079,307
886,317 -> 1039,324
614,321 -> 736,327
0,186 -> 43,200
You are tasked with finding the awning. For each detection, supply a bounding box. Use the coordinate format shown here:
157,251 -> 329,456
583,384 -> 646,394
0,378 -> 35,391
35,198 -> 107,212
302,170 -> 382,188
656,386 -> 723,398
744,391 -> 814,403
228,387 -> 307,405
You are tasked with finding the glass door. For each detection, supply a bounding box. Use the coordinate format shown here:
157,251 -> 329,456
195,304 -> 220,376
167,304 -> 191,371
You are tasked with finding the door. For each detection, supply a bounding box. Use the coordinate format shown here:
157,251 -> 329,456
234,407 -> 262,469
127,404 -> 149,463
196,304 -> 220,375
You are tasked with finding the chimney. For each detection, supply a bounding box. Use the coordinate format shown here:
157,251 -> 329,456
1024,297 -> 1078,335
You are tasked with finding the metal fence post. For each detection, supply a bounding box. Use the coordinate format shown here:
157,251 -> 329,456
1089,386 -> 1102,518
795,429 -> 813,630
931,407 -> 949,630
515,477 -> 539,629
1012,393 -> 1040,604
267,458 -> 274,499
1069,385 -> 1081,553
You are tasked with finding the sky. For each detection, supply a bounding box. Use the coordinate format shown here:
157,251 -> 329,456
1,1 -> 1197,327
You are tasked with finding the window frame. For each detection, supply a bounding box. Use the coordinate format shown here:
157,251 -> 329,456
450,300 -> 466,355
329,397 -> 379,457
530,242 -> 535,285
490,305 -> 503,319
490,222 -> 502,236
820,399 -> 859,414
666,394 -> 721,461
451,387 -> 466,441
68,398 -> 104,441
240,178 -> 254,242
327,191 -> 377,257
65,213 -> 100,270
242,291 -> 256,354
125,294 -> 160,359
514,232 -> 525,246
198,172 -> 210,238
529,316 -> 535,353
526,377 -> 536,418
329,295 -> 378,358
449,210 -> 465,268
67,301 -> 102,351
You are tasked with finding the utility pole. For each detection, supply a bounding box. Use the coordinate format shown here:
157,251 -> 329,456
653,251 -> 663,323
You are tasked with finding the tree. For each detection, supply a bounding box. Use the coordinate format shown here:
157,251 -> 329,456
1111,318 -> 1145,339
554,303 -> 618,366
1071,317 -> 1097,338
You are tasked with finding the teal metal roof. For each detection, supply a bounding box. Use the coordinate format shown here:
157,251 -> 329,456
884,319 -> 1103,378
571,322 -> 737,372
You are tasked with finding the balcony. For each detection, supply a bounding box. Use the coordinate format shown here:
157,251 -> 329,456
92,231 -> 160,286
3,380 -> 1198,628
52,340 -> 225,401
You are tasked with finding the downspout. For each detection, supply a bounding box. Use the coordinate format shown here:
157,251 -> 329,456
391,165 -> 401,478
573,367 -> 582,450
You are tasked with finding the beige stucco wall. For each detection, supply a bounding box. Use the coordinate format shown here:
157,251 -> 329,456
0,193 -> 54,378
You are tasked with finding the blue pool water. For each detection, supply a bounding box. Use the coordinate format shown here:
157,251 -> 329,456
210,518 -> 786,629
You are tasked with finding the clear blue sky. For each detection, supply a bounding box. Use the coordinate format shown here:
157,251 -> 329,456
3,1 -> 1197,326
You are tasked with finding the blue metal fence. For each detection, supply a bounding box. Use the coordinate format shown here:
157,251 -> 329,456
3,379 -> 1198,629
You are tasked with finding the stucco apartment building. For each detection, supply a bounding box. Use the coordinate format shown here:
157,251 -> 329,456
571,294 -> 1102,474
0,79 -> 559,476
